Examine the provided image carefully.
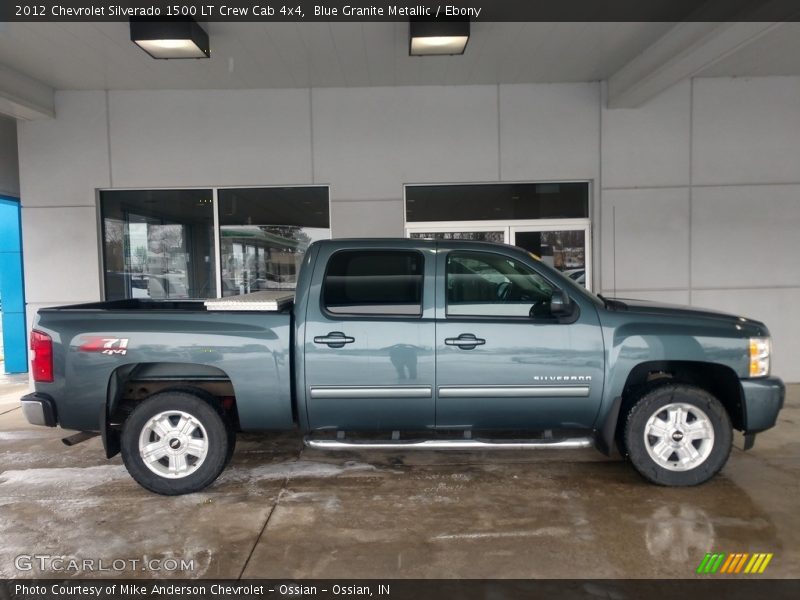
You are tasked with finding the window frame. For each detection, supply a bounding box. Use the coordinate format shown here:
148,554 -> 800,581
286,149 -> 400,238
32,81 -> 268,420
320,248 -> 426,320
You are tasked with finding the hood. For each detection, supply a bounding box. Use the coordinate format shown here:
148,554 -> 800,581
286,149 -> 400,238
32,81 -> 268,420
604,297 -> 767,331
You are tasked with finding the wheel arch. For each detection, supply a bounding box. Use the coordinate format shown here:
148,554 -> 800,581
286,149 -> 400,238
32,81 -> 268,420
103,362 -> 238,459
619,360 -> 745,431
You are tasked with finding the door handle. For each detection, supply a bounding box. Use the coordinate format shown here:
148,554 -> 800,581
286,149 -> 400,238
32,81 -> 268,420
313,331 -> 355,348
444,333 -> 486,350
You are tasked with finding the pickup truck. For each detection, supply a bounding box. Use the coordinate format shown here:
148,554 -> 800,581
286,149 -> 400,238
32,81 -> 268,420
21,239 -> 784,494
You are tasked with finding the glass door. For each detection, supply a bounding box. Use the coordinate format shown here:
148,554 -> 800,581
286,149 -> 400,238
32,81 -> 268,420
511,224 -> 591,289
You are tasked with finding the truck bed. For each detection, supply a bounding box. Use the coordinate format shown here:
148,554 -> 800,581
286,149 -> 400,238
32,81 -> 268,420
34,296 -> 295,432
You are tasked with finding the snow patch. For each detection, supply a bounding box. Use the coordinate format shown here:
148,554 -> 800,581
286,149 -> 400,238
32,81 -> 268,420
222,459 -> 377,483
0,431 -> 53,441
280,490 -> 342,511
0,465 -> 128,489
432,527 -> 571,541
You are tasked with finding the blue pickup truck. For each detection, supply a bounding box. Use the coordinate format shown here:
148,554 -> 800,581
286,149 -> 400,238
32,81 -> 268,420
21,239 -> 784,494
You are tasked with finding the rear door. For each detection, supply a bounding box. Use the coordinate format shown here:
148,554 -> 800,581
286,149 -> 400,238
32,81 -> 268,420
303,242 -> 436,430
434,246 -> 604,430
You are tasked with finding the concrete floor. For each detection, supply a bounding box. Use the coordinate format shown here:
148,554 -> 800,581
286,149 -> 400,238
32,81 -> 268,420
0,377 -> 797,579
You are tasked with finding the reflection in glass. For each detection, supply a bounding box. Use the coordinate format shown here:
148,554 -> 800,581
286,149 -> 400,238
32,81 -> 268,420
101,190 -> 216,300
409,231 -> 504,243
220,225 -> 328,294
218,187 -> 330,295
514,230 -> 587,287
446,251 -> 555,318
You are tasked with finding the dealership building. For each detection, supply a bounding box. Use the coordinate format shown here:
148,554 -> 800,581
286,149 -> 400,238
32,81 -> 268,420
0,20 -> 798,381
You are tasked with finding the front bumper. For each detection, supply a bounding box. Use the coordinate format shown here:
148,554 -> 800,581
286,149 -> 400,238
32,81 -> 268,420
20,393 -> 58,427
741,376 -> 785,433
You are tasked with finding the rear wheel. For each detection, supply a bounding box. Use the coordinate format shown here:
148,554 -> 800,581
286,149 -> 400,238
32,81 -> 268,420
624,384 -> 732,486
121,390 -> 234,495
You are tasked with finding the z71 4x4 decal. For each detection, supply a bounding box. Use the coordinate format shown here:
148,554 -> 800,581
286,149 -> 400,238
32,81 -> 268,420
78,337 -> 129,356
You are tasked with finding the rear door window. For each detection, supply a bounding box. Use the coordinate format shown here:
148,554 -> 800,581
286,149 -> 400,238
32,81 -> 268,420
323,250 -> 424,317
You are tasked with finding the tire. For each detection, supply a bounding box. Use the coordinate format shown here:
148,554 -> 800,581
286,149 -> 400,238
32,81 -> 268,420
615,380 -> 672,458
165,386 -> 237,467
623,384 -> 732,486
121,390 -> 234,495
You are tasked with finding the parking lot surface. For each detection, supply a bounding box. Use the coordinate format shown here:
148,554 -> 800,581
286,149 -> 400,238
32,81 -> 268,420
0,377 -> 797,579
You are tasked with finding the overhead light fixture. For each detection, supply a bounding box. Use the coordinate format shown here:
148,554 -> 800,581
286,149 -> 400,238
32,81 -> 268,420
409,18 -> 470,56
130,18 -> 210,59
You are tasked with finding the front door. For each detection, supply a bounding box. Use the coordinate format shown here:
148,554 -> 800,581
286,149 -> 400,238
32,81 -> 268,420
304,243 -> 437,431
434,246 -> 604,430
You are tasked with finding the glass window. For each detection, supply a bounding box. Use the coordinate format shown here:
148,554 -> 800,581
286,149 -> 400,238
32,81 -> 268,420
218,187 -> 329,296
513,229 -> 587,287
101,190 -> 216,300
323,251 -> 424,317
409,230 -> 505,243
447,251 -> 555,318
406,182 -> 588,222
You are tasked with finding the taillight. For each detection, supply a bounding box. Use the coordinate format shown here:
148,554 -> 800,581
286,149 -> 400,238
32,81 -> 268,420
30,330 -> 54,383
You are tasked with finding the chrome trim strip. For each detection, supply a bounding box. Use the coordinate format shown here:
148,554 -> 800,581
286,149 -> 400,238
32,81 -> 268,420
437,385 -> 590,398
305,437 -> 594,450
309,386 -> 433,399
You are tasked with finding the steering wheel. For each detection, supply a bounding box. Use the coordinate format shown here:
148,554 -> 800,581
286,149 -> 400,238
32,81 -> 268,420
497,281 -> 511,301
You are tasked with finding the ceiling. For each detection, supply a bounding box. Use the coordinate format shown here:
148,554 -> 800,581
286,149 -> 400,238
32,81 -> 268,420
697,21 -> 800,78
0,22 -> 683,89
0,21 -> 798,93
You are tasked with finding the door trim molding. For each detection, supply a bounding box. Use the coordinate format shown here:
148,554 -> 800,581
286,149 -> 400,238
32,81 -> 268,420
438,385 -> 590,398
310,386 -> 433,399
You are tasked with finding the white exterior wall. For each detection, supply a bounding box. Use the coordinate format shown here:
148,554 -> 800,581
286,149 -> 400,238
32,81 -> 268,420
600,76 -> 800,380
17,77 -> 800,380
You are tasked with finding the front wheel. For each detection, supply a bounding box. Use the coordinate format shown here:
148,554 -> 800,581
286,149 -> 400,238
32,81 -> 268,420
121,391 -> 234,495
624,384 -> 732,486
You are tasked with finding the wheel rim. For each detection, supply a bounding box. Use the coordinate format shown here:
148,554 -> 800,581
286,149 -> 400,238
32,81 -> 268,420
138,410 -> 209,479
643,402 -> 715,472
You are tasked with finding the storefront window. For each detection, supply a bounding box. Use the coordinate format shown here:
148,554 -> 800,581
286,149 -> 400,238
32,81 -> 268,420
101,186 -> 330,300
101,190 -> 216,300
406,182 -> 588,222
405,182 -> 592,289
218,187 -> 330,295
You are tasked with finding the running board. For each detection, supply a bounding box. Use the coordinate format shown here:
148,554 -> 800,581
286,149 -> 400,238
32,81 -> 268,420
304,437 -> 594,451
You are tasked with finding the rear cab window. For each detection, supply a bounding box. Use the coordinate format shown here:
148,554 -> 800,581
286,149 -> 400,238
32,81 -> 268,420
323,250 -> 424,317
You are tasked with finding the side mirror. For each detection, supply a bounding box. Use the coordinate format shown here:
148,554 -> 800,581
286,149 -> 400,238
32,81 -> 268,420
549,289 -> 572,316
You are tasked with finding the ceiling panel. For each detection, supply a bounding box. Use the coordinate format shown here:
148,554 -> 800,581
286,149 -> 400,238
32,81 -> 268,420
0,21 -> 796,92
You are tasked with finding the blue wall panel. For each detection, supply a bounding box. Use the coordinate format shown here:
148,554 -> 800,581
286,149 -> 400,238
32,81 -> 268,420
0,196 -> 27,374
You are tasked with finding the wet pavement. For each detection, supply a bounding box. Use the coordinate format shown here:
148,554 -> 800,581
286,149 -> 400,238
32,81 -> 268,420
0,381 -> 797,579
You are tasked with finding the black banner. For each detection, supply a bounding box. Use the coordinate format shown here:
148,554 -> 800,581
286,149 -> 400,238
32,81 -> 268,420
3,0 -> 800,22
3,579 -> 800,600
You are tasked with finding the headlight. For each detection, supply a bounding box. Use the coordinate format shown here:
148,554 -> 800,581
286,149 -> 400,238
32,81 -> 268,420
749,337 -> 771,377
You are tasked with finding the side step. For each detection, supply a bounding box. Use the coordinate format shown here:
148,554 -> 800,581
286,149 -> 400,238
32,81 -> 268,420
304,437 -> 594,451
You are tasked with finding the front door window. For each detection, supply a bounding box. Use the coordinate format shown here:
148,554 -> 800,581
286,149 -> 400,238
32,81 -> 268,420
446,251 -> 555,318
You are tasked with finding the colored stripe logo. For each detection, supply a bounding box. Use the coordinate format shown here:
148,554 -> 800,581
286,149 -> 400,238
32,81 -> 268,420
696,552 -> 773,574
